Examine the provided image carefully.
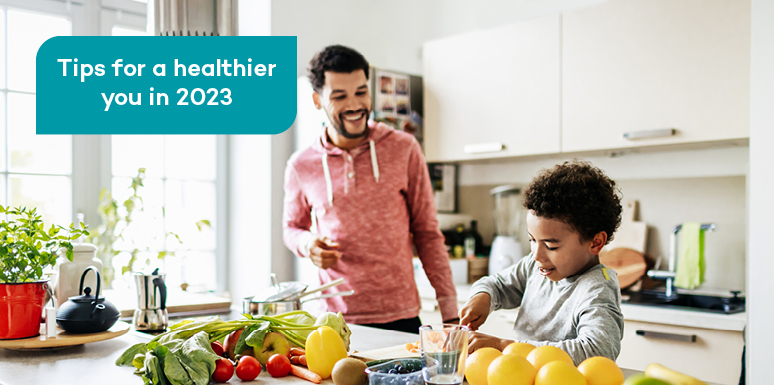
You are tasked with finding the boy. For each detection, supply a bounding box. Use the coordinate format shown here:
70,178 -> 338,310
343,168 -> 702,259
459,160 -> 624,364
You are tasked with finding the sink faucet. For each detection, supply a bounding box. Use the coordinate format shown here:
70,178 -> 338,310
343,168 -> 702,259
646,223 -> 715,298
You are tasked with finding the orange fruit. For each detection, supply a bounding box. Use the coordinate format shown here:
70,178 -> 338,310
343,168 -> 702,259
487,354 -> 536,385
535,360 -> 587,385
577,356 -> 625,385
526,345 -> 574,371
502,342 -> 536,357
465,348 -> 502,385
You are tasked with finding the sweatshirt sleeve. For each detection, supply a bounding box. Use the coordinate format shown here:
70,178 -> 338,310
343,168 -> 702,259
470,255 -> 532,313
517,278 -> 624,365
405,140 -> 459,321
282,160 -> 314,258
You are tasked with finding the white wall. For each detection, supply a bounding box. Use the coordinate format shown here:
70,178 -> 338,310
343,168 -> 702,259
747,0 -> 774,382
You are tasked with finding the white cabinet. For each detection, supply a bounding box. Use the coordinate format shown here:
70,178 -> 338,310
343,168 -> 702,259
562,0 -> 751,152
618,320 -> 744,385
423,14 -> 561,162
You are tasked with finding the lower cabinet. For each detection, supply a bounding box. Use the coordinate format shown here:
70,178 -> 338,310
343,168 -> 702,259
618,320 -> 744,385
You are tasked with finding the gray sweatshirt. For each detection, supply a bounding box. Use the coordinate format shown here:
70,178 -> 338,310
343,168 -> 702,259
470,254 -> 624,364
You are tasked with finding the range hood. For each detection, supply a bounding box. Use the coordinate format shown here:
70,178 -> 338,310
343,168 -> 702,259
151,0 -> 238,36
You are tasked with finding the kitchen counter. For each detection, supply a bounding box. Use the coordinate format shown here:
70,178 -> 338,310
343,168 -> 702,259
0,321 -> 723,385
418,284 -> 747,332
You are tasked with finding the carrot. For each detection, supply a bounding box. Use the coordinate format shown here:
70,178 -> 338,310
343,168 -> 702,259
291,356 -> 301,365
290,347 -> 306,356
290,364 -> 322,384
299,355 -> 307,367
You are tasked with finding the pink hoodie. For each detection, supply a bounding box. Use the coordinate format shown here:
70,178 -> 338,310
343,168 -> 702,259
283,121 -> 459,324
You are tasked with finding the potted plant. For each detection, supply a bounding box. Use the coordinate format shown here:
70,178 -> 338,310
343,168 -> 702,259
0,205 -> 88,339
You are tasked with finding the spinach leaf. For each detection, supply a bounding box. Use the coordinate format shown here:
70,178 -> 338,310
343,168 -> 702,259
173,331 -> 221,385
142,351 -> 168,385
116,342 -> 148,366
243,321 -> 270,352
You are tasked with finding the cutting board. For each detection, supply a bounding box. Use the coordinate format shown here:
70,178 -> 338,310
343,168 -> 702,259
351,344 -> 421,362
599,247 -> 647,289
605,200 -> 648,253
0,321 -> 130,351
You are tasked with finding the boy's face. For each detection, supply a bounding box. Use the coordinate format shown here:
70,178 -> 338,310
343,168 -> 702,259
526,210 -> 604,282
313,70 -> 371,139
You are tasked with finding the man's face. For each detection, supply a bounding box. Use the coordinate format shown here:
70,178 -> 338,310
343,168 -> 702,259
315,70 -> 371,139
526,210 -> 600,282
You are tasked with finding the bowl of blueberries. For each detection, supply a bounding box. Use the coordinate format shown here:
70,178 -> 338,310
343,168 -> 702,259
365,358 -> 425,385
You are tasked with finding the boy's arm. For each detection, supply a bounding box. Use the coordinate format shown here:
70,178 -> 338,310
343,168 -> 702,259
470,255 -> 532,313
517,283 -> 624,364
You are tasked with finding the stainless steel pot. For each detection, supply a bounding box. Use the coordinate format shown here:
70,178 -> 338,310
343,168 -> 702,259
242,290 -> 355,317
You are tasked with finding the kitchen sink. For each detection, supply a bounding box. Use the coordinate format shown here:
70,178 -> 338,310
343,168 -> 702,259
622,290 -> 745,314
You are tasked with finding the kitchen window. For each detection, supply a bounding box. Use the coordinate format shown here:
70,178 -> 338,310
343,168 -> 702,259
0,4 -> 75,226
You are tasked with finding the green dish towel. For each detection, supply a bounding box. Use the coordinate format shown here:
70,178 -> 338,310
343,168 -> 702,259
674,222 -> 705,289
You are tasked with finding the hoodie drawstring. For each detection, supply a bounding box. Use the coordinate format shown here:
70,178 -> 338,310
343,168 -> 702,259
321,140 -> 380,206
322,153 -> 333,205
369,140 -> 380,183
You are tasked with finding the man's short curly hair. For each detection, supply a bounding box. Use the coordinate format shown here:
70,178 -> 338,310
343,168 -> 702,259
308,45 -> 370,93
523,160 -> 622,244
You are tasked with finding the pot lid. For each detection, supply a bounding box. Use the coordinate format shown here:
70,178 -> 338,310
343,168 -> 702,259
69,286 -> 105,303
253,281 -> 308,302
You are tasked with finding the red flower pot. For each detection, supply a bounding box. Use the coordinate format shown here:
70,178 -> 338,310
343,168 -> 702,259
0,281 -> 48,339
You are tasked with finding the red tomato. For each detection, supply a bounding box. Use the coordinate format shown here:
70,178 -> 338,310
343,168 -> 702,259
236,356 -> 261,381
211,341 -> 225,357
212,358 -> 234,383
266,354 -> 291,378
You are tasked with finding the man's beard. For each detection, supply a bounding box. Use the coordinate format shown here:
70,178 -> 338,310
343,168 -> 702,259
328,109 -> 370,139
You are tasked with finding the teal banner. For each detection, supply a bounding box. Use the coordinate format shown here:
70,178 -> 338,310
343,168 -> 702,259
36,36 -> 297,135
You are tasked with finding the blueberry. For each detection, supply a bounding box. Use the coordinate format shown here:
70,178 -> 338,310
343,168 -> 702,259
388,369 -> 398,374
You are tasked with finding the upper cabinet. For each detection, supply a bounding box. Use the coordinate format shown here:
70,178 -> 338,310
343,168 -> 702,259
562,0 -> 751,152
423,14 -> 561,162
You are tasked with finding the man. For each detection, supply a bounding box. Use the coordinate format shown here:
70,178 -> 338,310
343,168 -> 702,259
282,45 -> 459,333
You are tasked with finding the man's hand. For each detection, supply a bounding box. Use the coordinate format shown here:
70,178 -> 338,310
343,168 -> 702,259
468,331 -> 512,353
459,292 -> 491,331
308,236 -> 342,269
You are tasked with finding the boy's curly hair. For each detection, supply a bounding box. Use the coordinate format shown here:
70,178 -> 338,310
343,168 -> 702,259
523,160 -> 622,243
308,45 -> 370,94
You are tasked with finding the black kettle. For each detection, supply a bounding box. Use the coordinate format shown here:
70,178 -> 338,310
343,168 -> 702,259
56,266 -> 120,334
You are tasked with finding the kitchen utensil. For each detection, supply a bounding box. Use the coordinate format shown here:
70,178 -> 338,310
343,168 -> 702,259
292,277 -> 345,300
352,345 -> 421,362
489,185 -> 522,275
599,247 -> 648,289
259,273 -> 309,302
132,269 -> 168,332
605,200 -> 648,253
242,289 -> 355,317
0,320 -> 130,351
55,267 -> 120,334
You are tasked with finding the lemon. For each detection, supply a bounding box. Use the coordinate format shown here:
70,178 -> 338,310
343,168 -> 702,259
535,360 -> 587,385
465,348 -> 502,385
577,356 -> 625,385
487,354 -> 536,385
502,342 -> 536,357
526,345 -> 574,371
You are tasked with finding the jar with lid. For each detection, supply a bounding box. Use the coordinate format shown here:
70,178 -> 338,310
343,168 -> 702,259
52,243 -> 103,310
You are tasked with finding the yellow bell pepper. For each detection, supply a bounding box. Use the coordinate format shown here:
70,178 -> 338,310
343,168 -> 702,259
305,325 -> 348,379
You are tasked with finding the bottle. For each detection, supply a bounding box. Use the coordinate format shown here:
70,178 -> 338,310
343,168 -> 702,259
452,223 -> 465,258
53,243 -> 103,310
469,220 -> 484,256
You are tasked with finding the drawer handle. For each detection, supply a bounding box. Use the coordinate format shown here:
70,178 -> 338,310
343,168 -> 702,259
623,128 -> 677,140
635,329 -> 696,343
463,142 -> 505,154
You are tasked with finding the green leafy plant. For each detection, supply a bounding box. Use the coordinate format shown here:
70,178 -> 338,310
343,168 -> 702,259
0,206 -> 89,283
88,168 -> 210,288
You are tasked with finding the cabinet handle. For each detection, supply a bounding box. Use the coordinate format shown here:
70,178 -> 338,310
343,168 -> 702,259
635,329 -> 696,343
463,142 -> 505,154
622,128 -> 677,140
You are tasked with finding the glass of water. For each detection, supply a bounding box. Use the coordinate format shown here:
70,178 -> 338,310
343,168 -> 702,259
419,324 -> 469,385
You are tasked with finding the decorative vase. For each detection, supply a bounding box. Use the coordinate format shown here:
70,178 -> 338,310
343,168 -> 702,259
0,281 -> 49,339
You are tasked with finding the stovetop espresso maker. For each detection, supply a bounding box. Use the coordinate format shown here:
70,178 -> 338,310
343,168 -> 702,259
133,268 -> 168,331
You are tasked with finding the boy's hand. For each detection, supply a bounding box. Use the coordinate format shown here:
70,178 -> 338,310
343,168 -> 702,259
459,292 -> 492,331
468,331 -> 512,353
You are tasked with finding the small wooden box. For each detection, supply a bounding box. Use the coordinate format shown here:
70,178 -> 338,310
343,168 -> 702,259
468,257 -> 489,284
